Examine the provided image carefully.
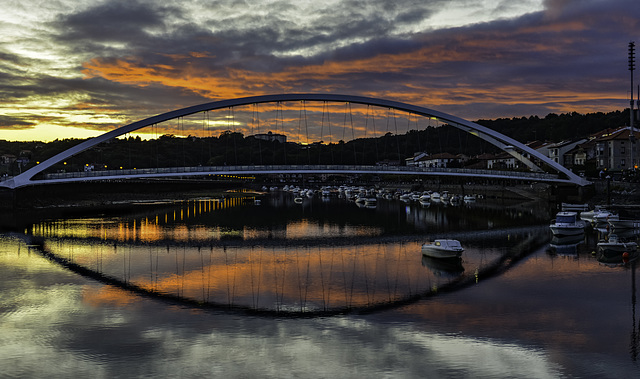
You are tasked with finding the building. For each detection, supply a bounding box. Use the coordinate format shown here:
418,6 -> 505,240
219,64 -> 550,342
564,139 -> 596,168
405,152 -> 428,167
1,154 -> 16,165
594,127 -> 639,171
416,152 -> 460,168
487,152 -> 518,170
547,139 -> 588,165
253,131 -> 286,143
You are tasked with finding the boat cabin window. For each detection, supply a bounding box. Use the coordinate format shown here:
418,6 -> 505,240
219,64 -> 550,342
435,241 -> 441,246
557,215 -> 576,223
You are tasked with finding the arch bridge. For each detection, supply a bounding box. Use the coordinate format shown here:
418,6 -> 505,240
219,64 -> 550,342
1,94 -> 590,189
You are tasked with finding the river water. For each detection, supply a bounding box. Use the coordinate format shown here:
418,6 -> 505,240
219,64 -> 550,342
1,191 -> 638,378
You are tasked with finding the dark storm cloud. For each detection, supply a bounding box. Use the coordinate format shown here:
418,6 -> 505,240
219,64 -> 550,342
50,0 -> 640,104
2,0 -> 637,139
0,115 -> 38,130
55,0 -> 180,44
51,0 -> 440,69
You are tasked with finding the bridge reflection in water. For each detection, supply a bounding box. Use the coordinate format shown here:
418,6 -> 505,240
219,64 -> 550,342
27,196 -> 549,315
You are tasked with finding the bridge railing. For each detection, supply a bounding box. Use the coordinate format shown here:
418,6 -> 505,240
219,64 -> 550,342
38,164 -> 559,181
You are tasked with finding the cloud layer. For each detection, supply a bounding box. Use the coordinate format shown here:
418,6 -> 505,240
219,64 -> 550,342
0,0 -> 637,141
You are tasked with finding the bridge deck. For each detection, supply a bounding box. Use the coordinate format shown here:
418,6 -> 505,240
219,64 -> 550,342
0,164 -> 568,187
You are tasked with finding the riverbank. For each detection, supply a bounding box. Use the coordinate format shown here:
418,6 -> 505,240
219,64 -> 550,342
0,179 -> 259,211
1,177 -> 634,213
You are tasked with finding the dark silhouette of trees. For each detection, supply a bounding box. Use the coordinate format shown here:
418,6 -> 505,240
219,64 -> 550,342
0,108 -> 633,176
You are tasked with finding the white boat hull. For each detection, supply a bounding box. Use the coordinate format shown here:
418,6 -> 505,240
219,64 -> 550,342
421,247 -> 463,259
421,240 -> 464,259
597,242 -> 638,255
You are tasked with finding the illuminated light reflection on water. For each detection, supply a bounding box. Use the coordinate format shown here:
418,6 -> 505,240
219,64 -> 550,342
1,193 -> 639,377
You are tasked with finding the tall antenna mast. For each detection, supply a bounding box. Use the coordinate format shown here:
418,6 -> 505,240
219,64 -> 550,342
629,42 -> 636,172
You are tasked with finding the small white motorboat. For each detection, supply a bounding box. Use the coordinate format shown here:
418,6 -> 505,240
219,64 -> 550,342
550,212 -> 585,236
597,234 -> 638,256
593,210 -> 619,225
580,206 -> 605,223
421,239 -> 464,259
580,206 -> 617,225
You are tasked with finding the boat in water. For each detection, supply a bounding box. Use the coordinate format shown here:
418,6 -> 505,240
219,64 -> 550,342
580,206 -> 618,225
549,212 -> 585,236
597,234 -> 638,257
421,239 -> 464,259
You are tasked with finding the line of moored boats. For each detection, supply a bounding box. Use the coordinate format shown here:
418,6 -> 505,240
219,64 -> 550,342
264,185 -> 481,207
549,203 -> 639,263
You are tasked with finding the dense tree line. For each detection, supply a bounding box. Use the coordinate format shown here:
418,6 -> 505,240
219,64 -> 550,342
0,108 -> 633,176
476,110 -> 629,142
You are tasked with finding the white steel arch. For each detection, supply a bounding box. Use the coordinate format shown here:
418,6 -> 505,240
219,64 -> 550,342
2,94 -> 590,188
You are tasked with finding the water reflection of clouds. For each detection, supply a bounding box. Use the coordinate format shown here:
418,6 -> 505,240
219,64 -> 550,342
42,239 -> 435,312
0,239 -> 566,378
2,227 -> 638,376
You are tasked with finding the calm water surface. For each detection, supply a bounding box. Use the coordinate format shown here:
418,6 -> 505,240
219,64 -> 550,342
1,192 -> 638,378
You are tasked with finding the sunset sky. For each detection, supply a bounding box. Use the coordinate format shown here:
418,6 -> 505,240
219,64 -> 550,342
0,0 -> 638,142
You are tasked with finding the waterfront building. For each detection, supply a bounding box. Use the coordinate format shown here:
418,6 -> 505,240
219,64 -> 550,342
594,127 -> 639,171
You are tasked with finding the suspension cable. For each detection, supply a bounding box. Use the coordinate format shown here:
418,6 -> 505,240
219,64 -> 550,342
393,109 -> 401,163
320,102 -> 325,164
363,105 -> 369,163
303,101 -> 310,164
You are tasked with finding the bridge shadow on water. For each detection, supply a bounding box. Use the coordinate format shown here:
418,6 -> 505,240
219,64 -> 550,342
20,225 -> 550,318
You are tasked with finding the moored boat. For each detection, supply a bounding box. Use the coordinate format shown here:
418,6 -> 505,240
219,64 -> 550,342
593,210 -> 619,225
597,234 -> 638,257
549,212 -> 585,236
421,239 -> 464,259
580,206 -> 606,223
